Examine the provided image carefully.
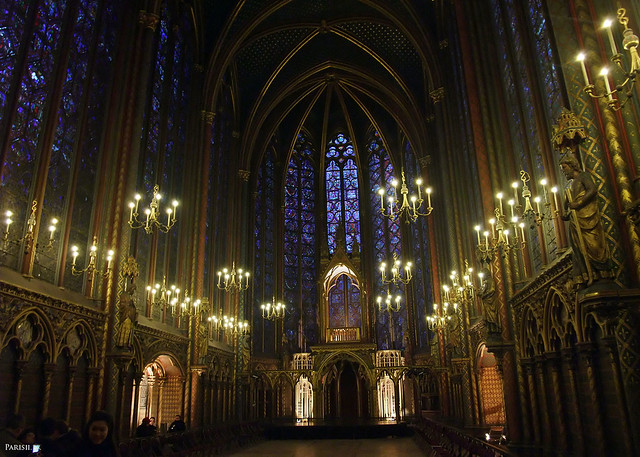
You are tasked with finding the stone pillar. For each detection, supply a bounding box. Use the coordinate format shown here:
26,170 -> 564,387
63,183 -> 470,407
561,347 -> 584,456
577,342 -> 606,456
545,352 -> 568,453
41,363 -> 56,417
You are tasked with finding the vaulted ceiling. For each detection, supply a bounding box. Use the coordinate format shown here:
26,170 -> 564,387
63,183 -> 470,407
202,0 -> 445,170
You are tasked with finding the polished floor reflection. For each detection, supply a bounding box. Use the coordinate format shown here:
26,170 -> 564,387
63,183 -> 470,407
229,437 -> 427,456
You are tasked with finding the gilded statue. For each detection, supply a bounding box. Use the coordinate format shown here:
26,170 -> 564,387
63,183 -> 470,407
560,155 -> 614,288
115,283 -> 138,348
478,268 -> 500,333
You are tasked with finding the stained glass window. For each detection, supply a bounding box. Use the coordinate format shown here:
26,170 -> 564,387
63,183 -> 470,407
1,0 -> 67,260
326,133 -> 360,253
284,133 -> 317,349
254,148 -> 276,355
367,132 -> 403,349
405,142 -> 433,350
328,274 -> 361,328
0,1 -> 30,121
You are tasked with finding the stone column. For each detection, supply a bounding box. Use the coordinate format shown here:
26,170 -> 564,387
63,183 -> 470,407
577,342 -> 606,456
545,352 -> 568,453
561,347 -> 584,456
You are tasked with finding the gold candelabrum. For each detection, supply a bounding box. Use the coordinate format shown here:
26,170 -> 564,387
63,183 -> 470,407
427,266 -> 477,331
127,185 -> 178,234
376,290 -> 402,313
261,296 -> 286,321
70,236 -> 114,279
377,170 -> 433,223
145,278 -> 202,317
217,262 -> 251,292
474,171 -> 562,263
576,8 -> 639,111
379,252 -> 412,285
2,201 -> 58,256
208,314 -> 250,336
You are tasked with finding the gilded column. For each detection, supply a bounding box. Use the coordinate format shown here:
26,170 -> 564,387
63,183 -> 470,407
64,367 -> 76,424
13,361 -> 26,414
577,342 -> 606,456
41,363 -> 56,417
602,337 -> 634,455
534,356 -> 552,446
546,353 -> 568,453
524,360 -> 541,444
561,347 -> 584,456
86,368 -> 99,423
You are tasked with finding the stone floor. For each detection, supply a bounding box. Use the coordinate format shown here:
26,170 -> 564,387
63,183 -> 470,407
228,437 -> 428,456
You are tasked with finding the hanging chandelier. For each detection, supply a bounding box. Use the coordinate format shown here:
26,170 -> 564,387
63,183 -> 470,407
377,171 -> 433,223
127,185 -> 178,234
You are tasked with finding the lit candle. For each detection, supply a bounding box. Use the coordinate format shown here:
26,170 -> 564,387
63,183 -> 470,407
416,178 -> 423,201
504,229 -> 509,246
134,194 -> 141,213
4,211 -> 12,235
411,195 -> 417,213
534,196 -> 541,214
540,178 -> 548,203
508,199 -> 515,218
489,218 -> 496,238
484,231 -> 489,250
496,192 -> 504,215
519,223 -> 525,242
378,189 -> 385,210
576,53 -> 590,86
601,67 -> 613,102
172,200 -> 178,221
512,181 -> 519,206
426,187 -> 432,208
71,246 -> 79,266
129,202 -> 134,221
474,225 -> 481,246
551,186 -> 559,213
48,218 -> 57,240
602,19 -> 618,55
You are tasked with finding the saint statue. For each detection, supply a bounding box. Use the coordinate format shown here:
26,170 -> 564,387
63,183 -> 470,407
197,320 -> 208,363
478,268 -> 500,333
115,283 -> 138,348
560,155 -> 614,288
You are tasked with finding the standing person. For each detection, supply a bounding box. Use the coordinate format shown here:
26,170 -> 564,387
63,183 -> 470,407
73,411 -> 119,457
168,415 -> 186,433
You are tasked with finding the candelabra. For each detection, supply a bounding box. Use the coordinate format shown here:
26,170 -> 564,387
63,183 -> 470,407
2,202 -> 59,255
576,8 -> 639,111
376,290 -> 402,312
127,185 -> 178,234
377,170 -> 433,223
208,314 -> 250,336
70,237 -> 114,278
379,252 -> 412,285
177,296 -> 204,317
427,266 -> 477,331
261,296 -> 286,321
217,262 -> 250,292
146,278 -> 182,311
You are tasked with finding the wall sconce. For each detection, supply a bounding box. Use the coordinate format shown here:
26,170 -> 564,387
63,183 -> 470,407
128,185 -> 178,234
576,8 -> 639,111
2,202 -> 58,255
70,236 -> 114,278
378,170 -> 433,223
217,262 -> 250,292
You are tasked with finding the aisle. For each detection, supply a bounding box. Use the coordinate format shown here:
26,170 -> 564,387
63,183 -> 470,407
228,437 -> 428,457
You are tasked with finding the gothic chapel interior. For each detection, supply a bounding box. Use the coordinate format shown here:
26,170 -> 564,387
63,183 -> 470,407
1,0 -> 640,456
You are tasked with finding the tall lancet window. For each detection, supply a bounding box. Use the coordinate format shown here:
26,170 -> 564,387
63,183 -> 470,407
284,133 -> 317,348
325,133 -> 360,253
368,132 -> 402,349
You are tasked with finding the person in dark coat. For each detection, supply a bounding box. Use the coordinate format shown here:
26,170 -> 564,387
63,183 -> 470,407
168,415 -> 186,433
73,410 -> 119,457
135,418 -> 155,437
